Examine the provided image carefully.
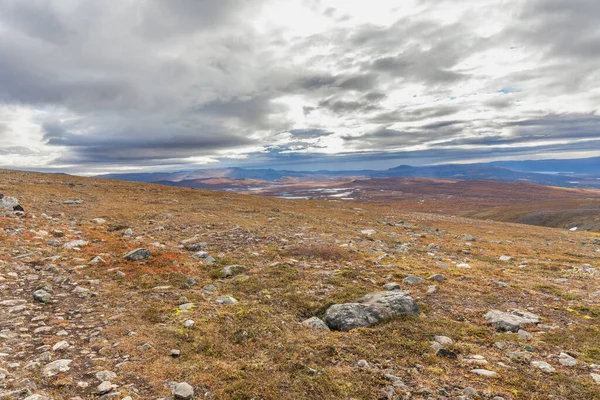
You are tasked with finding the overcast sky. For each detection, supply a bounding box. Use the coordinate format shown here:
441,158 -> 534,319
0,0 -> 599,174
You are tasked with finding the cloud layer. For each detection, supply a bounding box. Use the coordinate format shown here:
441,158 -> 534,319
0,0 -> 598,173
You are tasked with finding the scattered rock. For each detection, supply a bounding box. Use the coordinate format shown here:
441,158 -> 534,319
428,274 -> 445,281
95,371 -> 117,381
216,296 -> 238,305
324,290 -> 419,331
42,359 -> 72,377
192,251 -> 216,264
383,283 -> 401,291
178,303 -> 195,312
558,353 -> 577,367
124,248 -> 151,261
484,309 -> 540,332
64,240 -> 89,249
33,289 -> 51,303
173,382 -> 194,400
471,369 -> 497,377
531,360 -> 555,373
63,199 -> 84,205
220,264 -> 248,278
302,317 -> 330,331
95,381 -> 113,395
403,275 -> 425,285
0,195 -> 21,211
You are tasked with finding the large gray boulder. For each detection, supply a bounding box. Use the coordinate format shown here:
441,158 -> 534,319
484,309 -> 540,332
324,291 -> 419,331
0,195 -> 22,211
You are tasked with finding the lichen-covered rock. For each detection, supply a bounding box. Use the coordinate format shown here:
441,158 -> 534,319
324,291 -> 419,331
124,248 -> 151,261
484,309 -> 540,332
173,382 -> 194,400
302,316 -> 330,331
0,195 -> 21,211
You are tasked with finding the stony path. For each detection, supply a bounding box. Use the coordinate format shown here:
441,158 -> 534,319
0,199 -> 159,400
0,245 -> 134,399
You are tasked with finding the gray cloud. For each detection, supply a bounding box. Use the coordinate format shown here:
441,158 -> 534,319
0,0 -> 598,172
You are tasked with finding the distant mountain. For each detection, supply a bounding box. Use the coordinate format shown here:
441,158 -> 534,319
96,156 -> 600,189
486,157 -> 600,174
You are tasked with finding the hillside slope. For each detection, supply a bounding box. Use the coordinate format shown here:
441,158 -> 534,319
1,169 -> 600,399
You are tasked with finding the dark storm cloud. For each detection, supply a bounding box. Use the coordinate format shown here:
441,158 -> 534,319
42,121 -> 253,164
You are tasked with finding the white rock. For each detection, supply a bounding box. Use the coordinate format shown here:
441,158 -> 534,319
471,369 -> 497,377
558,353 -> 577,367
42,359 -> 72,377
52,341 -> 69,351
173,382 -> 194,400
531,360 -> 555,373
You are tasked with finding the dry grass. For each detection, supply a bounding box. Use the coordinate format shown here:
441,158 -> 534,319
1,168 -> 600,399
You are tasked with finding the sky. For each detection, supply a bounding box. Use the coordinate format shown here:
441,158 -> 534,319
0,0 -> 599,174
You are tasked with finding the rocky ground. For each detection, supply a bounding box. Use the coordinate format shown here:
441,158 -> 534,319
0,169 -> 599,399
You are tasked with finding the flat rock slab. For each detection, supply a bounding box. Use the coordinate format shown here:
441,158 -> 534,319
484,309 -> 540,332
324,290 -> 419,331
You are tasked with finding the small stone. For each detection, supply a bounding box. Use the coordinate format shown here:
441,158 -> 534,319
95,370 -> 117,381
220,264 -> 247,278
42,359 -> 72,377
184,320 -> 195,328
463,387 -> 478,396
427,285 -> 438,294
192,251 -> 215,264
173,382 -> 194,400
302,317 -> 330,331
52,341 -> 69,351
531,360 -> 555,373
428,274 -> 445,281
95,381 -> 113,395
178,303 -> 195,312
403,274 -> 425,285
518,329 -> 532,340
216,296 -> 238,305
471,369 -> 497,377
499,255 -> 512,262
124,248 -> 151,261
64,240 -> 89,249
356,359 -> 370,368
170,349 -> 181,357
591,373 -> 600,384
435,348 -> 457,358
383,283 -> 401,291
33,290 -> 52,303
484,309 -> 540,332
138,343 -> 151,351
434,336 -> 454,346
558,353 -> 577,367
